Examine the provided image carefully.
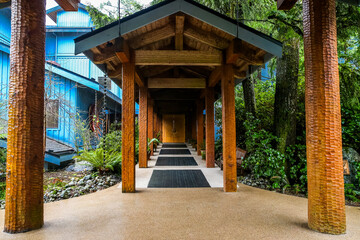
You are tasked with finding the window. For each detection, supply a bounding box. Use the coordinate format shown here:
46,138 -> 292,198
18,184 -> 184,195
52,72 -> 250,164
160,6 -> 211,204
46,99 -> 59,129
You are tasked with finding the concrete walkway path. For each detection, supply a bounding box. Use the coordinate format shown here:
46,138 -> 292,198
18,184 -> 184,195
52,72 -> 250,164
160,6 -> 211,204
134,143 -> 223,188
1,144 -> 359,239
1,185 -> 359,239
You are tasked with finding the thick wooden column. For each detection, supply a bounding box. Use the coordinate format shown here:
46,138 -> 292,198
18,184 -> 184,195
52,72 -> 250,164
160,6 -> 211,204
303,0 -> 345,234
4,0 -> 46,233
121,61 -> 136,193
154,112 -> 158,138
205,87 -> 215,167
221,64 -> 237,192
196,100 -> 204,155
191,112 -> 196,141
147,97 -> 154,154
139,86 -> 148,168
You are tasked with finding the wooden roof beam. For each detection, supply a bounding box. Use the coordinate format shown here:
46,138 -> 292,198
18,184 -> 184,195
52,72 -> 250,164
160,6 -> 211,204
135,50 -> 222,66
141,66 -> 173,77
148,78 -> 206,89
55,0 -> 80,11
129,25 -> 175,49
208,66 -> 221,87
277,0 -> 298,10
226,39 -> 264,66
92,38 -> 128,64
184,26 -> 229,50
175,15 -> 185,50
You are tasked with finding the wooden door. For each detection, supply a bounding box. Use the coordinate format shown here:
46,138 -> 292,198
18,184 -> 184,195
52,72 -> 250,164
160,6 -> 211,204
162,114 -> 185,143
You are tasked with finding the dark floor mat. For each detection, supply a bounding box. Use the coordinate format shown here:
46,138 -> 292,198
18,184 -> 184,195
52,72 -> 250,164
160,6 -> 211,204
159,149 -> 191,155
156,157 -> 198,166
148,170 -> 210,188
162,143 -> 187,148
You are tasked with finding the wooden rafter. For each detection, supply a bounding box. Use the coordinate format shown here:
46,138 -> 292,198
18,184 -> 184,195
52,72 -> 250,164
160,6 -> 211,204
148,78 -> 206,89
55,0 -> 80,11
208,66 -> 222,87
175,15 -> 185,50
129,25 -> 175,49
135,50 -> 222,66
141,66 -> 173,77
184,26 -> 229,50
277,0 -> 298,10
226,39 -> 264,66
92,38 -> 128,64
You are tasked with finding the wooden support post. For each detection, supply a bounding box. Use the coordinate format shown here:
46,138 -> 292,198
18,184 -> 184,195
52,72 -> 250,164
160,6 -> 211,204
4,0 -> 46,233
221,64 -> 237,192
121,61 -> 136,193
196,100 -> 204,156
147,97 -> 154,155
154,112 -> 158,140
139,86 -> 148,168
205,87 -> 215,168
159,114 -> 163,142
191,112 -> 197,141
303,0 -> 345,234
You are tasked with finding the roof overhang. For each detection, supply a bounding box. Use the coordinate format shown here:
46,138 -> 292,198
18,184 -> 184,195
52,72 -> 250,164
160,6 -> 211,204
74,0 -> 282,57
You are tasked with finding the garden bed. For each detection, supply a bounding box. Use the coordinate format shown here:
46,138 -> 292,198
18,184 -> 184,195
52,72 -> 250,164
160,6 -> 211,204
239,174 -> 360,207
0,169 -> 121,209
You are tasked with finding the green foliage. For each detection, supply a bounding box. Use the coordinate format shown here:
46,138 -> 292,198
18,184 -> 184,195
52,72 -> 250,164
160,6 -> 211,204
344,184 -> 360,202
86,0 -> 144,29
341,106 -> 360,153
242,113 -> 287,189
76,148 -> 122,174
148,138 -> 161,153
0,181 -> 5,200
285,144 -> 307,192
0,147 -> 6,174
99,122 -> 122,153
201,151 -> 206,160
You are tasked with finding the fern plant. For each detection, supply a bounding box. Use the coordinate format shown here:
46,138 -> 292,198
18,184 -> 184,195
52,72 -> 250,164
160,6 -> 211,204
76,148 -> 121,174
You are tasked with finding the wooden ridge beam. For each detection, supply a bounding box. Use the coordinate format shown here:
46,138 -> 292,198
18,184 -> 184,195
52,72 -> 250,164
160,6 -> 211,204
277,0 -> 298,10
148,78 -> 206,89
184,26 -> 229,50
226,39 -> 264,66
135,50 -> 222,66
55,0 -> 80,11
175,15 -> 185,50
129,25 -> 175,49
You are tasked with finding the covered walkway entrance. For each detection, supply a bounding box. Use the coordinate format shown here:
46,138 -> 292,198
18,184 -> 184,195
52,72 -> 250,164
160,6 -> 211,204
75,0 -> 282,194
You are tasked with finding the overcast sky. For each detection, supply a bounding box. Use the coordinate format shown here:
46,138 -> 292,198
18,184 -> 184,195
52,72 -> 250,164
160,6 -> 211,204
46,0 -> 153,25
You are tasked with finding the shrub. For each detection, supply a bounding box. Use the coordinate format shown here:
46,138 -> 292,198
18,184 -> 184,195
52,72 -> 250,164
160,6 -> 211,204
76,148 -> 121,174
99,123 -> 122,153
242,113 -> 287,189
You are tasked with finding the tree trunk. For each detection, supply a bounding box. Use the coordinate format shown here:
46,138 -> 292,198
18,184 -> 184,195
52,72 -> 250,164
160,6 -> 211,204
274,39 -> 299,154
242,77 -> 257,117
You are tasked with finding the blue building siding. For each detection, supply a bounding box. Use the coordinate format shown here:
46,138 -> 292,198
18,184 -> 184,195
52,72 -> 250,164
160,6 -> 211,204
45,71 -> 77,147
57,8 -> 92,27
0,50 -> 9,119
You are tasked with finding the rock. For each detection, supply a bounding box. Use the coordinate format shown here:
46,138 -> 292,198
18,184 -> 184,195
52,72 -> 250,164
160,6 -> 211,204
86,180 -> 92,185
66,181 -> 75,187
83,175 -> 92,181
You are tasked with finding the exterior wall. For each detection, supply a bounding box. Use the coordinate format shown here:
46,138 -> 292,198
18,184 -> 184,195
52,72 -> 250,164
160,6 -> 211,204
0,50 -> 9,122
45,71 -> 77,147
57,8 -> 92,27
